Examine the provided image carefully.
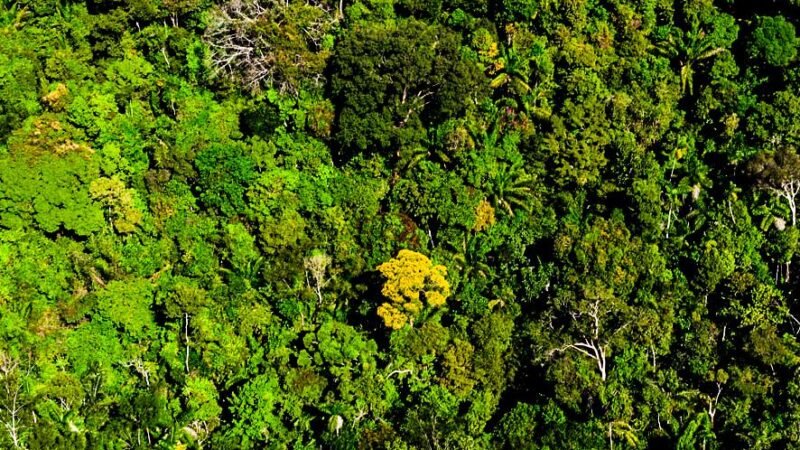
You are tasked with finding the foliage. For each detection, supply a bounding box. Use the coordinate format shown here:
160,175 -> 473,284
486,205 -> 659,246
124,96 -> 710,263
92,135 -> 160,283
749,16 -> 798,67
2,0 -> 800,448
330,17 -> 485,154
376,249 -> 450,329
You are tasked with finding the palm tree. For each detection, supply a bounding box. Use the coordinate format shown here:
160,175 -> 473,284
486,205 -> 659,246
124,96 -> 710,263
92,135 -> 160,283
608,420 -> 640,449
0,3 -> 25,28
451,232 -> 492,281
396,144 -> 455,173
486,161 -> 537,216
221,255 -> 264,289
656,18 -> 727,95
489,46 -> 532,96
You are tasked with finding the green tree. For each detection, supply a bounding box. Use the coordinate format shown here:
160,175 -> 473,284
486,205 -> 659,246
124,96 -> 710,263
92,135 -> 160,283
0,119 -> 105,236
331,18 -> 485,154
749,16 -> 798,67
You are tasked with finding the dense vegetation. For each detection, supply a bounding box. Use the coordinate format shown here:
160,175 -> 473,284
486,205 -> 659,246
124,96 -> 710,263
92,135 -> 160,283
4,0 -> 800,448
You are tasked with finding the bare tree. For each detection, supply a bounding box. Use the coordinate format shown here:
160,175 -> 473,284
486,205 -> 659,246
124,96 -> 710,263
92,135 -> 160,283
749,146 -> 800,227
551,338 -> 608,381
705,382 -> 723,427
204,0 -> 337,94
547,300 -> 628,382
123,358 -> 153,387
548,306 -> 608,381
304,252 -> 332,305
0,353 -> 26,449
185,312 -> 191,373
183,420 -> 211,448
329,414 -> 343,436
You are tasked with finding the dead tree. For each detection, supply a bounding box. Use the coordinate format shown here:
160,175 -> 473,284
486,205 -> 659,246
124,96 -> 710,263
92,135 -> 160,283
304,252 -> 332,305
123,358 -> 153,387
552,338 -> 608,381
548,301 -> 611,382
749,146 -> 800,227
204,0 -> 337,94
0,353 -> 25,449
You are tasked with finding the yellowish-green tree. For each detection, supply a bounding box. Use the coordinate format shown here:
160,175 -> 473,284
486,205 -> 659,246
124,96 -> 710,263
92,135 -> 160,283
473,199 -> 496,232
89,176 -> 143,233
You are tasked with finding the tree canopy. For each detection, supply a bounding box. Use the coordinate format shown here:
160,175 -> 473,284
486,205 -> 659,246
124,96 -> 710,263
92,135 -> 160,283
3,0 -> 800,449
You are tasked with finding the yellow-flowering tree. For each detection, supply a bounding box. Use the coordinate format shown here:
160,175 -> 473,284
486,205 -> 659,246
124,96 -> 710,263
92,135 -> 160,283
376,250 -> 450,329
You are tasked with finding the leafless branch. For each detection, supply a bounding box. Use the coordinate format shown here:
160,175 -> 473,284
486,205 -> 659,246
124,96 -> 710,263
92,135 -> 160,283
304,253 -> 332,305
549,338 -> 608,381
204,0 -> 336,94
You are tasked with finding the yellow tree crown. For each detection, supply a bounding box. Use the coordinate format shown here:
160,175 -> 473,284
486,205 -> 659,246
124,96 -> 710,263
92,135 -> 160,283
376,249 -> 451,329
